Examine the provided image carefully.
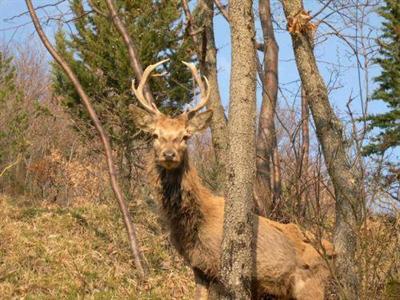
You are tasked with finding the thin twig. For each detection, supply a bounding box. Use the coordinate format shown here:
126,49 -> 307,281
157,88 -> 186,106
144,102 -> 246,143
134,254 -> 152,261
311,0 -> 334,19
4,0 -> 66,22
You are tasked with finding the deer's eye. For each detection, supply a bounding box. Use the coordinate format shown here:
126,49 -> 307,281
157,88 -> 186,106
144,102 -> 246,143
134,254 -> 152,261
152,133 -> 159,139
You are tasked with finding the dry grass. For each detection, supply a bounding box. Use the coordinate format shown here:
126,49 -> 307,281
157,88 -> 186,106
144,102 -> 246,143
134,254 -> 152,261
358,215 -> 400,299
0,194 -> 194,299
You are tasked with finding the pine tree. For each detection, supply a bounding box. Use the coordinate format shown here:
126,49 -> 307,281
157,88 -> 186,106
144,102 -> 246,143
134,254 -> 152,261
52,0 -> 194,151
364,0 -> 400,155
0,52 -> 16,104
0,52 -> 28,167
52,0 -> 195,189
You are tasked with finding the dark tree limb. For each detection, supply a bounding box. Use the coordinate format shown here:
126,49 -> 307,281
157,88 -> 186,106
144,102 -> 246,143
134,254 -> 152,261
25,0 -> 147,279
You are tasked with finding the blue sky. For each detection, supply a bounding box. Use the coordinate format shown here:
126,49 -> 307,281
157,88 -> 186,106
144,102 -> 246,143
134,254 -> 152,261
213,1 -> 383,116
0,0 -> 389,138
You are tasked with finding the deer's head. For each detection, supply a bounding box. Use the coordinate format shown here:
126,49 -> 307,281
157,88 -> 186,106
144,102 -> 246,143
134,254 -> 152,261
130,59 -> 213,170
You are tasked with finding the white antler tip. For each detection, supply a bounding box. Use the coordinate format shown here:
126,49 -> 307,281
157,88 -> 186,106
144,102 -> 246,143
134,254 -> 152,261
181,61 -> 194,68
155,58 -> 170,66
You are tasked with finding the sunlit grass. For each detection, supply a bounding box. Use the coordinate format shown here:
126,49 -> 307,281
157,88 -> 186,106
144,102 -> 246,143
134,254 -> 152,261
0,195 -> 194,299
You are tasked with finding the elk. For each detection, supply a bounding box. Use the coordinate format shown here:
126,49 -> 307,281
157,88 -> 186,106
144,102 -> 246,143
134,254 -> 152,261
130,59 -> 335,299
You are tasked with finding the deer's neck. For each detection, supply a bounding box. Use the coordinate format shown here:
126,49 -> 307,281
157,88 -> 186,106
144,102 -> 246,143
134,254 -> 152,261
148,153 -> 209,255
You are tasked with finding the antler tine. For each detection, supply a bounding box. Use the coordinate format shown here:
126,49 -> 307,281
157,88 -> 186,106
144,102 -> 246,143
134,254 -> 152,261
131,58 -> 170,114
182,61 -> 211,115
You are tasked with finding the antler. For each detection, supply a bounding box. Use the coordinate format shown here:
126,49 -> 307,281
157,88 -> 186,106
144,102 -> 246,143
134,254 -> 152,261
182,61 -> 211,115
131,58 -> 170,114
133,59 -> 210,115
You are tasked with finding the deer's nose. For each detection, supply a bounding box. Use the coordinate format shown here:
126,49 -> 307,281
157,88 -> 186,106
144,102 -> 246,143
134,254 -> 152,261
163,150 -> 176,161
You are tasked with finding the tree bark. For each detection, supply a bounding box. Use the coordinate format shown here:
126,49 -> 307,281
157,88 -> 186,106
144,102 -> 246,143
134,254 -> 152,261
301,88 -> 309,182
298,87 -> 309,216
272,146 -> 282,212
25,0 -> 147,278
220,0 -> 257,298
191,0 -> 228,184
281,1 -> 363,298
255,0 -> 282,217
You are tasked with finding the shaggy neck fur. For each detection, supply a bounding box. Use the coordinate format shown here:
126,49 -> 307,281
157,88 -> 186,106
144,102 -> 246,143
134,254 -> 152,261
148,151 -> 210,259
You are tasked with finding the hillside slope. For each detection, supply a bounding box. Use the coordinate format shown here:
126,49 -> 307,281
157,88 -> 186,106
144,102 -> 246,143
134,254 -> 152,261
0,195 -> 194,299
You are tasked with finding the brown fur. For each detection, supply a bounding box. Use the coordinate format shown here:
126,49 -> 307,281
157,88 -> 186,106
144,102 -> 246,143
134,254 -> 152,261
133,108 -> 334,299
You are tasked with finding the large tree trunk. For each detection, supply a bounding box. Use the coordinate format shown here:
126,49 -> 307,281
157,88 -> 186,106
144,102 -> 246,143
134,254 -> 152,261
254,0 -> 281,217
193,0 -> 228,183
220,0 -> 257,298
281,1 -> 363,298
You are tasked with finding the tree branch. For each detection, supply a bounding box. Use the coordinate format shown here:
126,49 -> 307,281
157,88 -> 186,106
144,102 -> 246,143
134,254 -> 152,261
214,0 -> 229,22
4,0 -> 66,22
25,0 -> 147,278
87,0 -> 108,17
182,0 -> 201,46
311,0 -> 334,19
104,0 -> 156,105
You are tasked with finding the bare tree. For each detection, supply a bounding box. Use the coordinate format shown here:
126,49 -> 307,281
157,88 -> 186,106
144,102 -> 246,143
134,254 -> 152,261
220,0 -> 257,297
183,0 -> 228,184
281,1 -> 364,297
255,0 -> 282,217
25,0 -> 147,278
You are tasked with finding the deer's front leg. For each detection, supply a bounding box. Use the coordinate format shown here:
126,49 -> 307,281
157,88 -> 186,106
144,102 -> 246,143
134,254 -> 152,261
193,268 -> 210,300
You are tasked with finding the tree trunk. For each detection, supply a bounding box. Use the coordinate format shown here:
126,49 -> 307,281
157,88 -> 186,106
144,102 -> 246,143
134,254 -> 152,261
255,0 -> 281,217
194,0 -> 228,186
220,0 -> 257,298
299,87 -> 309,217
301,88 -> 309,182
272,146 -> 282,212
281,1 -> 363,298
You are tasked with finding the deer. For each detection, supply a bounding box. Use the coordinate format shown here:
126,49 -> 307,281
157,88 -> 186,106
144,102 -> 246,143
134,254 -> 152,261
129,59 -> 335,299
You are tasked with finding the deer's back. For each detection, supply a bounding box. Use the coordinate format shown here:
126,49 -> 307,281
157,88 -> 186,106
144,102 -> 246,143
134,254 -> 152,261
194,195 -> 330,298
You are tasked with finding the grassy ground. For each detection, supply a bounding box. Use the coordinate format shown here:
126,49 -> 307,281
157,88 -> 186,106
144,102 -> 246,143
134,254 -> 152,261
0,195 -> 194,299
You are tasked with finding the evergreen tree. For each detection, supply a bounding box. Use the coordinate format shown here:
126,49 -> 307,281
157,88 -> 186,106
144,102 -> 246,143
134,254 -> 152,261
0,51 -> 16,104
364,0 -> 400,155
0,51 -> 28,167
52,0 -> 194,157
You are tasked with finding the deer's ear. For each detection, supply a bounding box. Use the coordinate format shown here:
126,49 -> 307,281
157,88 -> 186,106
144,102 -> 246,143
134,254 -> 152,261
187,110 -> 213,134
129,105 -> 156,133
